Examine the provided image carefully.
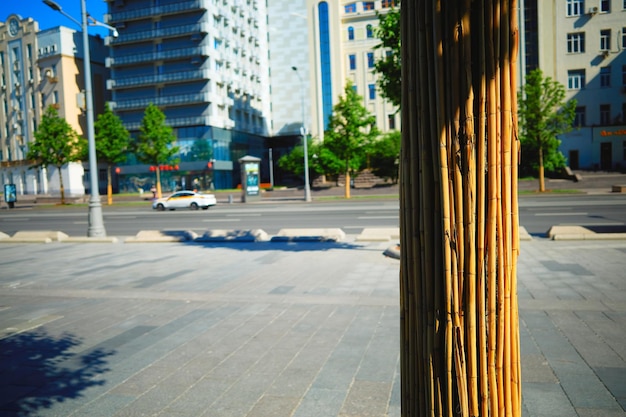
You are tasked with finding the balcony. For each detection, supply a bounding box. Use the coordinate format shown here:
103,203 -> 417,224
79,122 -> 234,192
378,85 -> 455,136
113,92 -> 212,111
106,46 -> 211,67
110,69 -> 212,89
122,115 -> 214,131
106,0 -> 206,23
109,22 -> 209,45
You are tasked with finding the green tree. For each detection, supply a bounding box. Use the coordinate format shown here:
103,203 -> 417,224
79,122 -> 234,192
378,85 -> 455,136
368,130 -> 401,183
94,103 -> 130,205
277,140 -> 309,178
134,104 -> 179,198
518,68 -> 576,191
374,3 -> 401,107
27,106 -> 86,204
324,81 -> 380,198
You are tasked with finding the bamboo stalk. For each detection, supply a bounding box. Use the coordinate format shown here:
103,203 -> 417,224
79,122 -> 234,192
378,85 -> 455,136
401,2 -> 521,415
475,1 -> 490,416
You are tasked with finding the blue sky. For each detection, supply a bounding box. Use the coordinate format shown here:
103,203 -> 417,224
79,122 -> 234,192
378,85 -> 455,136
2,0 -> 109,36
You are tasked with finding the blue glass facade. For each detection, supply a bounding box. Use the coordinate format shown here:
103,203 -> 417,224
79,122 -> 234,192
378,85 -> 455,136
318,2 -> 333,131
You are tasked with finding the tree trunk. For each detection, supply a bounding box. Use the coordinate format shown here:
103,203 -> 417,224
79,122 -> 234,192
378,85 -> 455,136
156,167 -> 163,199
400,1 -> 521,416
107,164 -> 113,205
344,169 -> 351,199
538,146 -> 545,192
57,165 -> 65,205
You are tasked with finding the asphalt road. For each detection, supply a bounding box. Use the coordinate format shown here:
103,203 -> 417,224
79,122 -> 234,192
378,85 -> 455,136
0,200 -> 400,237
2,194 -> 626,238
518,194 -> 626,235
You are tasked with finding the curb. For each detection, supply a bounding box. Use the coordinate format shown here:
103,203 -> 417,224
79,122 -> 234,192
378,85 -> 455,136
547,225 -> 626,240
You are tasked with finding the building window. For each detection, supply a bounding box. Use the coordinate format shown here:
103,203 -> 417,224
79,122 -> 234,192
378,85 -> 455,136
623,65 -> 626,86
349,54 -> 356,70
368,83 -> 376,99
600,0 -> 610,12
381,0 -> 396,7
600,66 -> 611,87
600,29 -> 611,51
566,0 -> 584,16
623,140 -> 626,161
622,27 -> 626,49
367,52 -> 375,68
388,114 -> 396,130
348,26 -> 354,40
600,104 -> 611,125
366,24 -> 374,38
574,106 -> 586,127
567,33 -> 585,53
363,2 -> 375,11
352,84 -> 357,93
345,3 -> 356,13
568,70 -> 586,89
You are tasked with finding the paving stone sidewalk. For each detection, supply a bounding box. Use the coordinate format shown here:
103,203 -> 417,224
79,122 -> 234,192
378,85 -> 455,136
0,238 -> 624,417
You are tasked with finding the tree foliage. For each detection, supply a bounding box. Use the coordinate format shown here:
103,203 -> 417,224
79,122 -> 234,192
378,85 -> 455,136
27,106 -> 86,204
134,104 -> 179,198
368,130 -> 401,183
518,68 -> 576,191
374,3 -> 401,108
324,81 -> 380,197
94,103 -> 130,204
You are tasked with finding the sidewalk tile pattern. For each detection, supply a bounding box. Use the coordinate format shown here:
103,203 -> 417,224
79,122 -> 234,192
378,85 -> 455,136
0,238 -> 624,416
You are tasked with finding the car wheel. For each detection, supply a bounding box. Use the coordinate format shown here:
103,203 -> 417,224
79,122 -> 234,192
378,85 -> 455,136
190,202 -> 199,210
156,203 -> 165,211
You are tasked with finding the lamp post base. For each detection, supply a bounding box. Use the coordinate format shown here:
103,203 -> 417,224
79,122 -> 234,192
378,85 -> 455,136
87,196 -> 106,237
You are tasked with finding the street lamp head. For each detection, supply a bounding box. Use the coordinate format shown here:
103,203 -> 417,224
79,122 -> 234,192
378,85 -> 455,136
42,0 -> 62,12
292,66 -> 298,71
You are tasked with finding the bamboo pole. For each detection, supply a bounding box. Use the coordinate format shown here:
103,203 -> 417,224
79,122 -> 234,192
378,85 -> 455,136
400,2 -> 520,416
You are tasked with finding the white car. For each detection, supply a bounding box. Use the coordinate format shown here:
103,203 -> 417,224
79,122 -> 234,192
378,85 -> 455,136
152,191 -> 217,211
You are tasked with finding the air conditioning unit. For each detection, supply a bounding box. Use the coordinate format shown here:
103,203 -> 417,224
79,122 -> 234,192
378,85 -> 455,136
588,6 -> 598,14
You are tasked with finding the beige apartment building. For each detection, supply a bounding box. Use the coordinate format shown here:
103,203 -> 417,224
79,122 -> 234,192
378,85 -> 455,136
521,0 -> 626,170
0,14 -> 108,198
303,0 -> 399,141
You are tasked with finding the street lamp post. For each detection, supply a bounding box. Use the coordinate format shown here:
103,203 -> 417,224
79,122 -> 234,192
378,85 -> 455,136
43,0 -> 116,237
291,66 -> 311,202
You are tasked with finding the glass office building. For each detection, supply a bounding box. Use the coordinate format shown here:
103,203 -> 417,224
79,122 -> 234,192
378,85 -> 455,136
104,0 -> 271,191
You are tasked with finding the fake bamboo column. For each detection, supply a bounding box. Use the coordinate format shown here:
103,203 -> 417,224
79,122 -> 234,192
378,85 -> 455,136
399,1 -> 521,416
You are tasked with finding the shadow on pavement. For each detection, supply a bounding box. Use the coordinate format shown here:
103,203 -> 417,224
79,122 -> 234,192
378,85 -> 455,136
0,330 -> 113,416
583,224 -> 626,233
187,240 -> 366,252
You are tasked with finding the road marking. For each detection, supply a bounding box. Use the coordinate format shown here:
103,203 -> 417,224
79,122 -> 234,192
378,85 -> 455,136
558,222 -> 624,226
227,213 -> 261,217
534,212 -> 587,216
